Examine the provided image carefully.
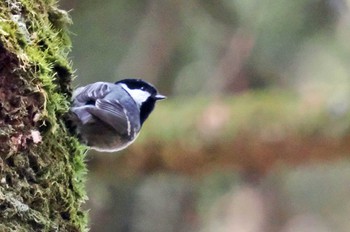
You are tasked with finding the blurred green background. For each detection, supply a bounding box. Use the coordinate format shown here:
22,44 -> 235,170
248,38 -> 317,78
60,0 -> 350,231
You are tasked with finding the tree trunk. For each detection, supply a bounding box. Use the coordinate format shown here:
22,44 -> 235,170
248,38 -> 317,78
0,1 -> 87,231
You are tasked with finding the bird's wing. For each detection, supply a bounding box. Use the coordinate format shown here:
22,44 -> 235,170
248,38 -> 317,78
73,82 -> 112,105
70,106 -> 94,125
86,99 -> 130,136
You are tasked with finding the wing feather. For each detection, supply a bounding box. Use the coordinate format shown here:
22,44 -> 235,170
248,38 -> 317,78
86,99 -> 129,135
74,82 -> 112,105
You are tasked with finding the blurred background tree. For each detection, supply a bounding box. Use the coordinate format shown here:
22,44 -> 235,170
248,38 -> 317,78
60,0 -> 350,231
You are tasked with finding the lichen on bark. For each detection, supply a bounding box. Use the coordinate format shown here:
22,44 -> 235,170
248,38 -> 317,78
0,0 -> 87,231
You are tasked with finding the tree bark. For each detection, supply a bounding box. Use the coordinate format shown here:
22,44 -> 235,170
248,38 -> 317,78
0,1 -> 87,231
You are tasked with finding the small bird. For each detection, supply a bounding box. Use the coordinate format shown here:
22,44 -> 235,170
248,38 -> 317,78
70,79 -> 165,152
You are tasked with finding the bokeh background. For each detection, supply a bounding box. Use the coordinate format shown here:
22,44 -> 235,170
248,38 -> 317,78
60,0 -> 350,231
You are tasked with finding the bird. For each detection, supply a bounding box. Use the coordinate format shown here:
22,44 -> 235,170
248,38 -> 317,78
70,78 -> 165,152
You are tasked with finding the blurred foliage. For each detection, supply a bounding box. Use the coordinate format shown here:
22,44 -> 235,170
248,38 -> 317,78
137,89 -> 350,150
59,0 -> 350,231
62,0 -> 350,96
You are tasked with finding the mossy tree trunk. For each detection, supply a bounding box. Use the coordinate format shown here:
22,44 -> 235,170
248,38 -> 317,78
0,0 -> 87,231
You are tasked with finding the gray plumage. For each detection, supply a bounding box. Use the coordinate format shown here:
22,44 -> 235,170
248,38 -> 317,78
70,79 -> 165,152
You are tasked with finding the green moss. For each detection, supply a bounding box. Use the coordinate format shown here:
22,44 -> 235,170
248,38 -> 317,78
0,0 -> 87,231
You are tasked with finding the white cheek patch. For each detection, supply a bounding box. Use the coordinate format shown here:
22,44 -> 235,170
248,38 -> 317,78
121,84 -> 151,107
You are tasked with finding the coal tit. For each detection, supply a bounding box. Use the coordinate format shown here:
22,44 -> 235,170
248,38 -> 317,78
70,79 -> 165,152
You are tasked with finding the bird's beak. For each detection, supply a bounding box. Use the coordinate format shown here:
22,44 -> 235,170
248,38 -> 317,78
155,94 -> 166,100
